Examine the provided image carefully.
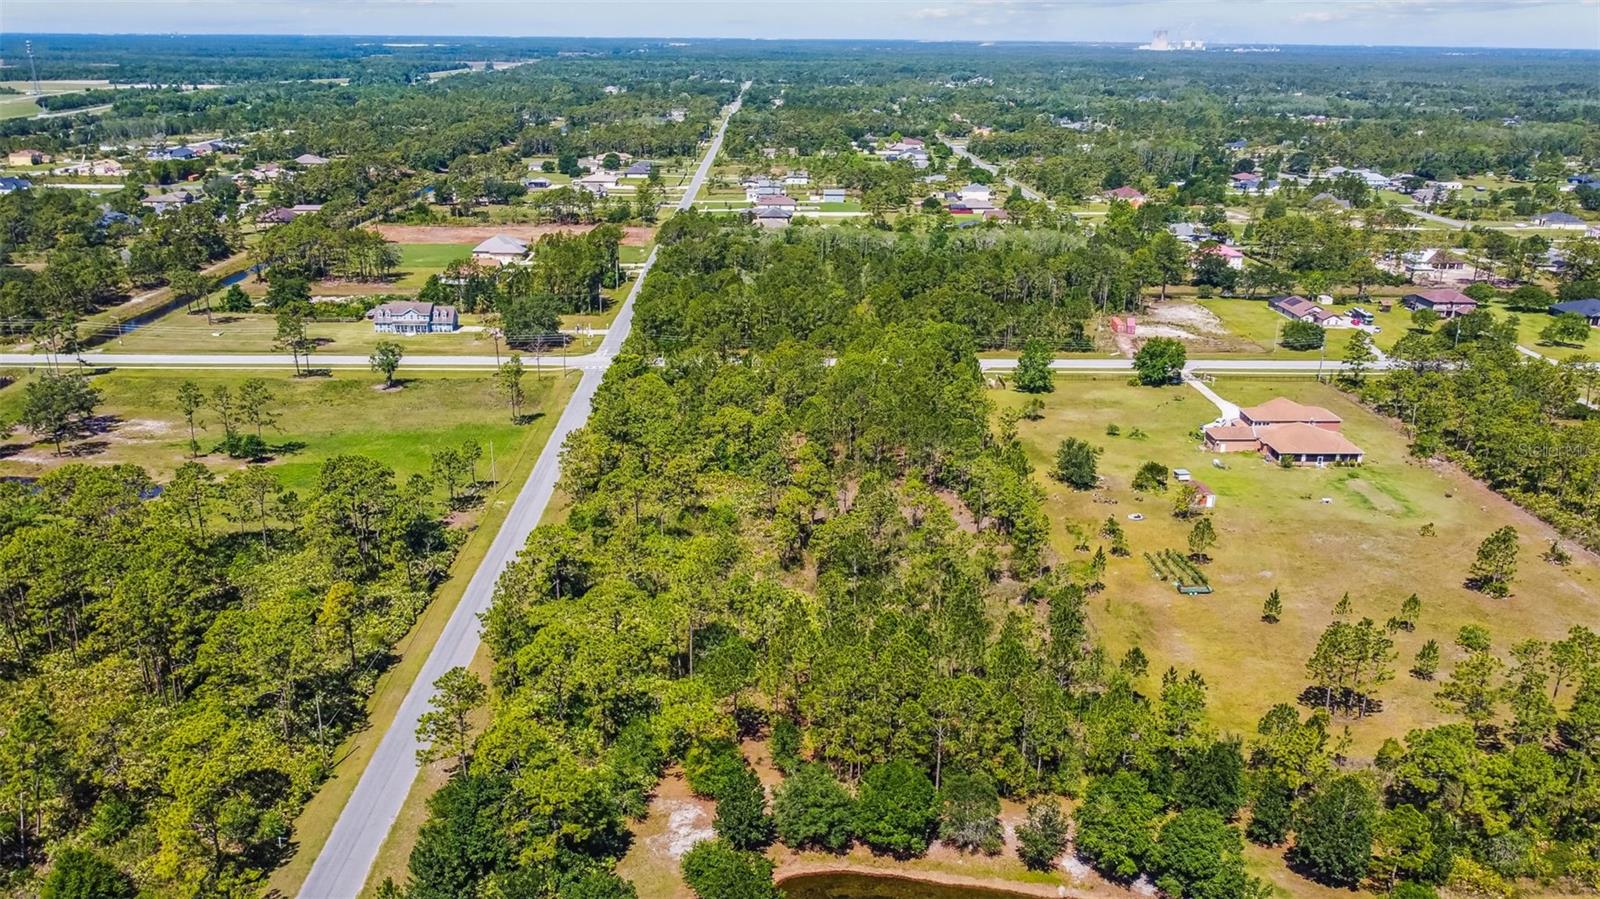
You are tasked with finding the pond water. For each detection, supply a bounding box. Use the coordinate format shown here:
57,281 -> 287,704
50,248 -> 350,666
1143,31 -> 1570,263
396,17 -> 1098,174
778,872 -> 1045,899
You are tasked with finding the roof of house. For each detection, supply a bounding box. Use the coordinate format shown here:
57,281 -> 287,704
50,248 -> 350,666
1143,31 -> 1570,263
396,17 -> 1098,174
1537,211 -> 1584,224
1231,172 -> 1261,182
959,183 -> 991,193
1240,397 -> 1341,425
755,206 -> 793,219
1412,248 -> 1466,266
473,235 -> 528,256
1105,186 -> 1144,200
755,194 -> 796,206
1270,295 -> 1321,318
1204,423 -> 1259,442
0,177 -> 30,191
369,300 -> 457,320
295,153 -> 330,165
1552,298 -> 1600,318
143,191 -> 194,204
624,161 -> 653,175
1406,288 -> 1475,307
1257,422 -> 1364,457
1202,244 -> 1244,258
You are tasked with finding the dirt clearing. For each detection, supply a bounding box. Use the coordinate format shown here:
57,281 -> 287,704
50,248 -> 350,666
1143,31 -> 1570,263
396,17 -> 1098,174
373,223 -> 655,245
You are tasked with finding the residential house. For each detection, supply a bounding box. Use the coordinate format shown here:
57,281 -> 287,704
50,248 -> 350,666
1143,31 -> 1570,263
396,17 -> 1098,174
1204,397 -> 1364,466
367,301 -> 460,334
257,204 -> 323,224
1231,172 -> 1263,192
1310,191 -> 1351,209
1168,223 -> 1204,242
754,206 -> 793,229
149,146 -> 197,161
140,191 -> 196,214
1533,211 -> 1586,229
1402,288 -> 1478,318
243,163 -> 286,181
1268,294 -> 1347,327
1224,139 -> 1248,151
1103,186 -> 1145,206
753,194 -> 797,209
295,153 -> 331,166
524,177 -> 552,190
820,187 -> 847,204
1197,244 -> 1245,270
783,170 -> 810,187
743,177 -> 783,202
6,149 -> 51,166
576,170 -> 619,196
0,176 -> 30,195
53,159 -> 124,177
956,183 -> 993,205
1411,187 -> 1450,206
471,234 -> 529,266
1403,248 -> 1474,284
1322,166 -> 1392,190
624,161 -> 654,177
1550,298 -> 1600,327
1240,397 -> 1344,429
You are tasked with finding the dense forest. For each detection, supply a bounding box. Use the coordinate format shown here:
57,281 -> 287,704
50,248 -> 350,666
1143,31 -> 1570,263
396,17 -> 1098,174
0,449 -> 466,896
396,216 -> 1600,899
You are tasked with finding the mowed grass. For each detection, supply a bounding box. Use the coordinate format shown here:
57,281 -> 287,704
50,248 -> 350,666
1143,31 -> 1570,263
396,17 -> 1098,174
0,368 -> 578,490
396,243 -> 472,288
997,376 -> 1600,757
92,309 -> 600,356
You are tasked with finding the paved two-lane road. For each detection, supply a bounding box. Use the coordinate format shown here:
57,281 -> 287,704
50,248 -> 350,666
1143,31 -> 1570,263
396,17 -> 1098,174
943,138 -> 1045,202
296,84 -> 746,899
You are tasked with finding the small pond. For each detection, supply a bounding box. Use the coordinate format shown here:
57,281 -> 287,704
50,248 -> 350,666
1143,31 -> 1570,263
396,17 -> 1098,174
779,871 -> 1045,899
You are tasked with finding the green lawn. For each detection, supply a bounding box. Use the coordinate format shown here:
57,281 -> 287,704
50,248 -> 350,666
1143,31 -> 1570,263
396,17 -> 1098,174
396,243 -> 472,288
88,308 -> 599,357
998,376 -> 1600,756
0,368 -> 576,491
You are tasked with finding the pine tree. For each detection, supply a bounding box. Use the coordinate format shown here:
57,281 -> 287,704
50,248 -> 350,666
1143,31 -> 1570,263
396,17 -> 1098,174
1262,588 -> 1283,624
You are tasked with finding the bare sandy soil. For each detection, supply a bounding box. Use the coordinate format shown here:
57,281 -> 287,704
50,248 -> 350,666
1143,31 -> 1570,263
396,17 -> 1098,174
372,223 -> 655,245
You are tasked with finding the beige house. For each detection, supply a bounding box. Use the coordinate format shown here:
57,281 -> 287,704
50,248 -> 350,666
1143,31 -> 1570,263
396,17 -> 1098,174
1203,398 -> 1364,465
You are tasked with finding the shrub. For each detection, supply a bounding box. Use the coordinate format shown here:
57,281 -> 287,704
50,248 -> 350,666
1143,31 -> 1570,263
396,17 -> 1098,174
1052,437 -> 1100,489
1015,799 -> 1071,871
712,765 -> 773,849
684,740 -> 748,800
40,849 -> 134,899
937,772 -> 1002,854
680,840 -> 780,899
773,763 -> 855,852
1132,461 -> 1169,492
853,759 -> 937,857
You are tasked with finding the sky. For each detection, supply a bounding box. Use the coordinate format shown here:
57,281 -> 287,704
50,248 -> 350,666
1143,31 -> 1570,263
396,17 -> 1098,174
5,0 -> 1598,50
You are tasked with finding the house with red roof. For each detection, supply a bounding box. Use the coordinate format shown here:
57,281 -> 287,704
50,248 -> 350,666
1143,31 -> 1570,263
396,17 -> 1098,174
1103,186 -> 1146,206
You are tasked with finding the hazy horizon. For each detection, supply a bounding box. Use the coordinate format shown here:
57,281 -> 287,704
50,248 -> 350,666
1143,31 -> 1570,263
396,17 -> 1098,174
5,0 -> 1598,51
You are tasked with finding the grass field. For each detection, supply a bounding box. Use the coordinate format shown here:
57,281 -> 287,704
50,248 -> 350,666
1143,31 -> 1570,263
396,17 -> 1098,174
997,376 -> 1600,756
395,243 -> 472,287
88,309 -> 600,357
0,368 -> 577,490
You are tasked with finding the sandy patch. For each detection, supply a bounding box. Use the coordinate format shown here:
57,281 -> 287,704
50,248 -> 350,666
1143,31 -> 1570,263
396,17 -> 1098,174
372,223 -> 655,246
647,799 -> 715,860
1135,302 -> 1227,341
